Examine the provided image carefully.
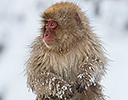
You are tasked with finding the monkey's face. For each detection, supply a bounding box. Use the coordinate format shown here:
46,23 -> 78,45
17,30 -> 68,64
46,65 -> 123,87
42,17 -> 82,53
43,19 -> 58,46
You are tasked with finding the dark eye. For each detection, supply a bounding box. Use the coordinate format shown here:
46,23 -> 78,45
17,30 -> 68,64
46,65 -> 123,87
46,23 -> 49,26
51,22 -> 55,26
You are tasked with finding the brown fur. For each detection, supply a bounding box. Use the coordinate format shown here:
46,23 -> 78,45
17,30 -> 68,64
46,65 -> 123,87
26,2 -> 107,100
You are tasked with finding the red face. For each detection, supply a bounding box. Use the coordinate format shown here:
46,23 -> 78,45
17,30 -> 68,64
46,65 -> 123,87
43,19 -> 58,46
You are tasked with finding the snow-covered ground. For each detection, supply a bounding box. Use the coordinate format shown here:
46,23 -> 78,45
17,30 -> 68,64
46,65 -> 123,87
0,0 -> 128,100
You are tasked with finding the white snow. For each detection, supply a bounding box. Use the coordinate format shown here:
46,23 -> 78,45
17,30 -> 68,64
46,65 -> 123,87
48,79 -> 52,90
52,77 -> 56,81
89,67 -> 91,70
62,86 -> 67,91
77,73 -> 84,79
0,0 -> 128,100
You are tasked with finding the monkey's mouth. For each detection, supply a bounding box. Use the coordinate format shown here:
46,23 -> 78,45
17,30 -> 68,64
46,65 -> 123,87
44,40 -> 55,45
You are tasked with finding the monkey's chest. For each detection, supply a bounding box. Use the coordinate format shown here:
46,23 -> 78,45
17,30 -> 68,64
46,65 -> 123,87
50,57 -> 78,84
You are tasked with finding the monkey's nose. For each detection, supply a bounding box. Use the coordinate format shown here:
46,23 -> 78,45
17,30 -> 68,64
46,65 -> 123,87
45,34 -> 48,37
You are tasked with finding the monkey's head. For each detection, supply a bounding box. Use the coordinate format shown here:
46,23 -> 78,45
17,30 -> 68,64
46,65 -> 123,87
41,2 -> 91,54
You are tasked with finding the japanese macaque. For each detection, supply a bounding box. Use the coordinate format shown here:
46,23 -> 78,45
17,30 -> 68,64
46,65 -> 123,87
26,2 -> 108,100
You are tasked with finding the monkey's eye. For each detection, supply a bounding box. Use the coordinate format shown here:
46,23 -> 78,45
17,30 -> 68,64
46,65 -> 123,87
46,23 -> 49,26
50,21 -> 58,29
51,22 -> 55,26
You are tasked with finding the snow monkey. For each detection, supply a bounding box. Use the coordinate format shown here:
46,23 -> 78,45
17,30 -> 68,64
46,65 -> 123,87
26,2 -> 108,100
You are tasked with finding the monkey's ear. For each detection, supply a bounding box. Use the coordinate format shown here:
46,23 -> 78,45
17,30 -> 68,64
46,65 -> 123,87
74,12 -> 81,26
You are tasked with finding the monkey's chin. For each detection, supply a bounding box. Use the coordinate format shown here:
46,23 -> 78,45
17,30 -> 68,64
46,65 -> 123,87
43,39 -> 55,48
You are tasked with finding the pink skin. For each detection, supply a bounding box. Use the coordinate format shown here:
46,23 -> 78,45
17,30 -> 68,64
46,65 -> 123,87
43,19 -> 58,46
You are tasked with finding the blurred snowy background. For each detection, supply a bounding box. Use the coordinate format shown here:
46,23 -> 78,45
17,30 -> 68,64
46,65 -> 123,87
0,0 -> 128,100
